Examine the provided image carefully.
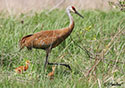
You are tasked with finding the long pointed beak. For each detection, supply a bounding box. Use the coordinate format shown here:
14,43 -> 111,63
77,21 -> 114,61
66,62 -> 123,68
75,11 -> 84,18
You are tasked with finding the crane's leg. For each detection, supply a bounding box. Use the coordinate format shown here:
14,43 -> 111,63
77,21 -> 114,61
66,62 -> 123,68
44,46 -> 72,71
44,51 -> 49,70
44,48 -> 51,70
48,62 -> 72,71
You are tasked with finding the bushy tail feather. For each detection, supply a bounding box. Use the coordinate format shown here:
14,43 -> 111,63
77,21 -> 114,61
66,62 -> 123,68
19,34 -> 33,51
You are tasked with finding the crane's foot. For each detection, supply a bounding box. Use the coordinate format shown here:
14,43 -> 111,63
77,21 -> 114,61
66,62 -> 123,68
48,62 -> 72,71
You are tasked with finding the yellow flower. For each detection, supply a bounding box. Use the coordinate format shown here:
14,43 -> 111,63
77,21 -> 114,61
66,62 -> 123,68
85,25 -> 92,31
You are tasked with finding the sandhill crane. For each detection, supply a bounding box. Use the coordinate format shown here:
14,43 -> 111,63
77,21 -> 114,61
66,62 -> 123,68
15,60 -> 30,73
19,6 -> 84,71
48,66 -> 56,80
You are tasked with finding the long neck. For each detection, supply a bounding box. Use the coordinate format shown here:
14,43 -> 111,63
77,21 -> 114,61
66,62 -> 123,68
66,9 -> 74,31
60,9 -> 74,38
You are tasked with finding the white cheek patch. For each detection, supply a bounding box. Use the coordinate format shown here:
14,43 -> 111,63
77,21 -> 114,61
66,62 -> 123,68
70,8 -> 74,13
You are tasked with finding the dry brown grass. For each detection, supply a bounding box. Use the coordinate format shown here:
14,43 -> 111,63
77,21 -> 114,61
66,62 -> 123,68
0,0 -> 118,14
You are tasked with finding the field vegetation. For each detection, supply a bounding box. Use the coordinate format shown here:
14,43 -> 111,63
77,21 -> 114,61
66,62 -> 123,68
0,9 -> 125,88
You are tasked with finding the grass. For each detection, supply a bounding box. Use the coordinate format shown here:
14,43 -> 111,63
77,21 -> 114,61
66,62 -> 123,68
0,9 -> 125,88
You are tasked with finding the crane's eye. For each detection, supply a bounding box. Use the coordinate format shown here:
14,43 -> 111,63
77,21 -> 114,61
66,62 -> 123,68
72,6 -> 76,11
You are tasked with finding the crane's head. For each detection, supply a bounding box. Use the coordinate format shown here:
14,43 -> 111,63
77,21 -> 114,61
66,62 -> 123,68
67,6 -> 84,18
25,60 -> 30,65
52,66 -> 56,71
